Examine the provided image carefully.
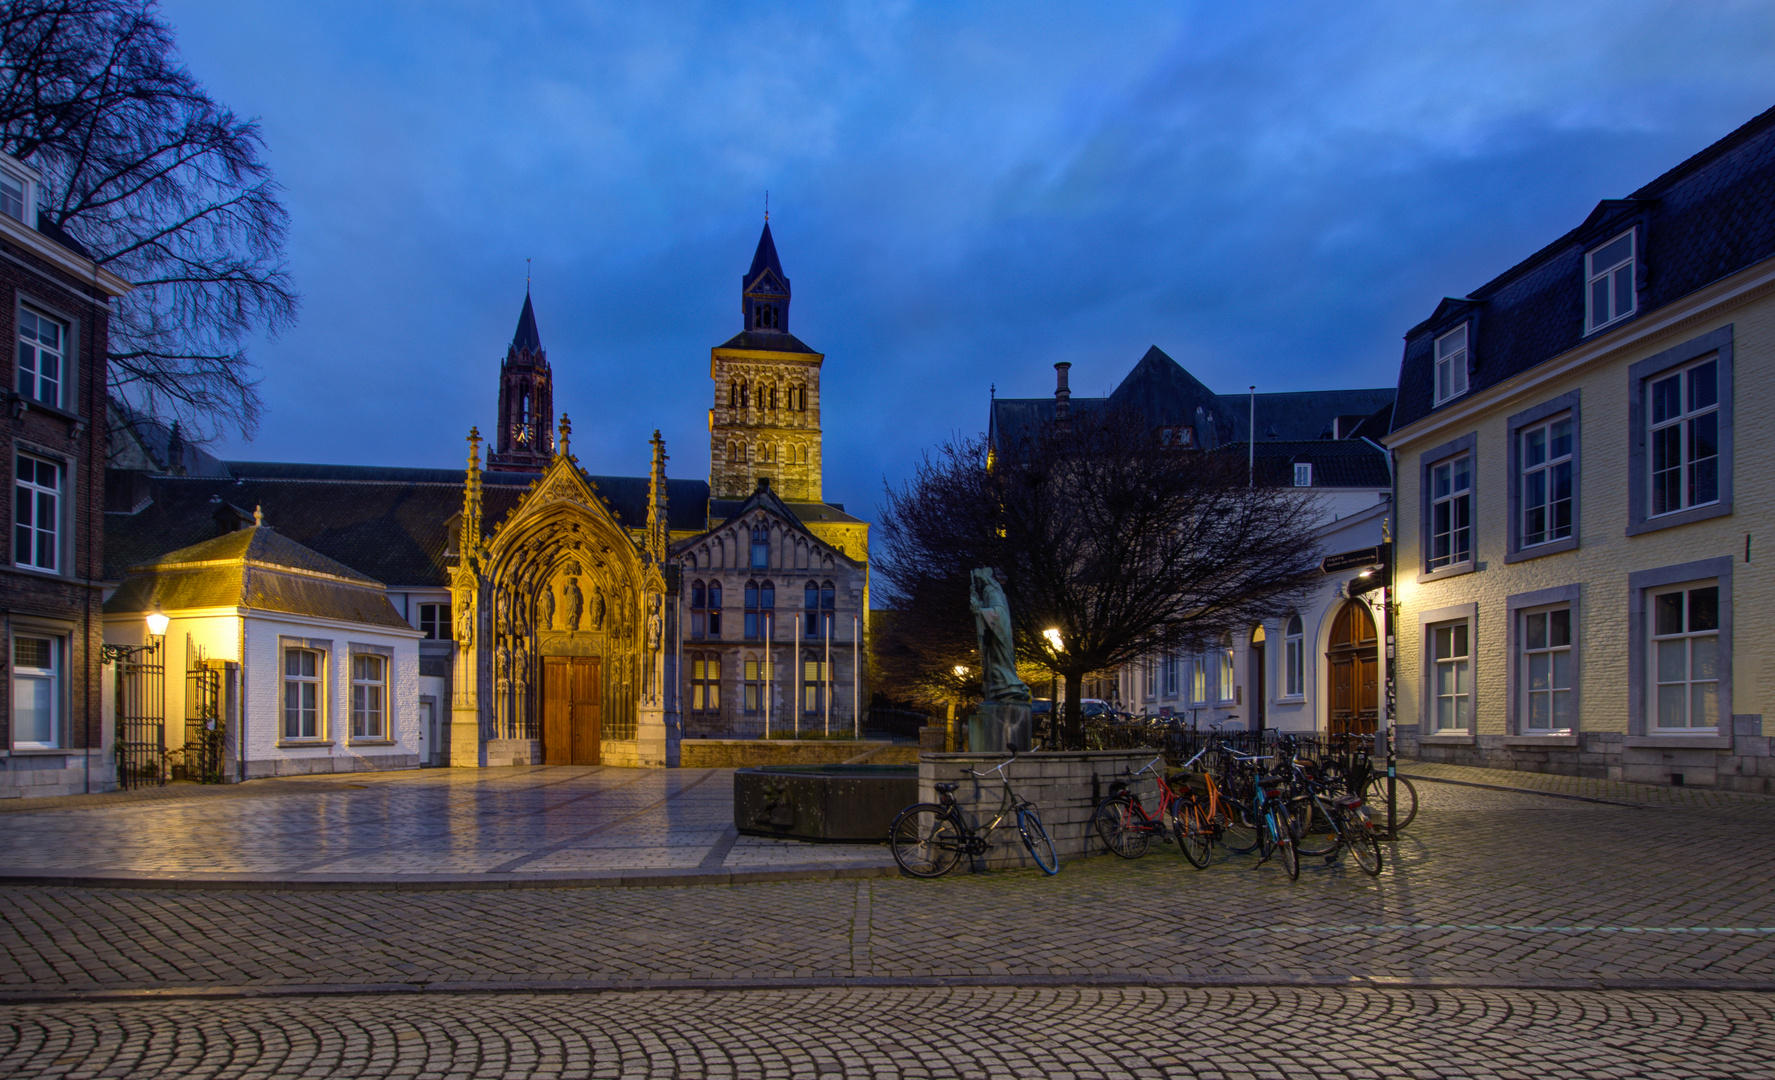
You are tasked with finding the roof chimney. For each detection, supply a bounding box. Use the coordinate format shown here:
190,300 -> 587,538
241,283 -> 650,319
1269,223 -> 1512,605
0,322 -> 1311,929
1054,362 -> 1072,427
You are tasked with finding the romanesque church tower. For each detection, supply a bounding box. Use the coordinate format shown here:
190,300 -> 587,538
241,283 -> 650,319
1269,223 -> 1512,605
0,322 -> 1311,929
708,222 -> 823,501
488,291 -> 554,473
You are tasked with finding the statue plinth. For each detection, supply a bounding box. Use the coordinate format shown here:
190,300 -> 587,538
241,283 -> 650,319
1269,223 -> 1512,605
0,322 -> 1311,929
972,700 -> 1032,755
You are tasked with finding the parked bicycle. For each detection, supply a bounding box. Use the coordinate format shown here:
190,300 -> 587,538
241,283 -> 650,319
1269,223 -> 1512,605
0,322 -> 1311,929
1280,742 -> 1383,876
889,746 -> 1059,878
1217,746 -> 1300,880
1092,756 -> 1189,860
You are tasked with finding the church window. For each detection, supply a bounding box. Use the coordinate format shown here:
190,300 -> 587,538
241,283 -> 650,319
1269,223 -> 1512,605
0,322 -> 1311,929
518,390 -> 529,424
690,653 -> 720,712
802,658 -> 826,715
740,379 -> 749,408
729,381 -> 738,409
751,525 -> 770,569
691,580 -> 706,639
745,580 -> 761,640
707,582 -> 722,636
744,657 -> 765,714
804,580 -> 835,639
770,387 -> 779,410
761,580 -> 775,639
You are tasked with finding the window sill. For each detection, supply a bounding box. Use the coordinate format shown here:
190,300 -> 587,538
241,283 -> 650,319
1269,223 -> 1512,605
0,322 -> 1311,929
1505,536 -> 1579,564
1504,734 -> 1578,747
1418,732 -> 1473,745
1416,561 -> 1477,585
7,747 -> 74,756
1625,501 -> 1732,537
1625,734 -> 1732,750
276,740 -> 335,749
12,394 -> 79,423
347,739 -> 395,747
1274,694 -> 1307,704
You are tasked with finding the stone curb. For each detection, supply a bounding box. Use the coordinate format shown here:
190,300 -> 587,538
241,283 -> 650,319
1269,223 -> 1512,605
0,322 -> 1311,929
3,973 -> 1775,1005
0,861 -> 902,892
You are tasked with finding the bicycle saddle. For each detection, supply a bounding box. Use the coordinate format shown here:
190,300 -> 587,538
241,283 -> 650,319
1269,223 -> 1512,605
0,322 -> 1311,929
934,782 -> 959,794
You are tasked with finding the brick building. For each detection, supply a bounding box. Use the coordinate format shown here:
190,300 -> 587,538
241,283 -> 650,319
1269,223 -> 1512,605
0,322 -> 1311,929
0,151 -> 133,798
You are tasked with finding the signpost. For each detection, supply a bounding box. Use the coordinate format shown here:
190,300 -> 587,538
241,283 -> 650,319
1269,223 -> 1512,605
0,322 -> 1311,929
1319,544 -> 1388,575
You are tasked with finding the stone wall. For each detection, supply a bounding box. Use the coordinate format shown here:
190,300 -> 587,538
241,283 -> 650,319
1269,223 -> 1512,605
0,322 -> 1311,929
1399,716 -> 1774,793
680,739 -> 888,768
920,750 -> 1153,869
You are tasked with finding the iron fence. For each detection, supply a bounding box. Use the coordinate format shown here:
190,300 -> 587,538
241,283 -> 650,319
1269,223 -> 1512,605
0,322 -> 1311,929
113,641 -> 166,790
183,664 -> 225,784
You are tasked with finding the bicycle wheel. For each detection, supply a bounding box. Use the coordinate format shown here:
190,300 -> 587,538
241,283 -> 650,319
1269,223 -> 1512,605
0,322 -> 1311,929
1267,806 -> 1300,880
1172,798 -> 1212,869
1291,797 -> 1338,858
1092,795 -> 1151,859
1220,802 -> 1262,855
889,804 -> 964,878
1017,808 -> 1060,875
1362,775 -> 1419,831
1343,811 -> 1384,877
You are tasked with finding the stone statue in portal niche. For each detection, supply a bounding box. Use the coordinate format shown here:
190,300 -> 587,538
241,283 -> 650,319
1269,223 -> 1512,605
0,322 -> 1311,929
455,593 -> 474,646
970,568 -> 1031,703
646,595 -> 663,653
563,577 -> 584,632
594,587 -> 607,631
539,580 -> 556,632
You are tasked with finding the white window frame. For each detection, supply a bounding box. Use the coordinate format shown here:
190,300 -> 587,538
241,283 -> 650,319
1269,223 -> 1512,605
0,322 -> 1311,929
1647,356 -> 1721,519
1649,582 -> 1721,732
349,652 -> 387,740
743,656 -> 764,715
1429,454 -> 1472,572
1519,414 -> 1574,549
13,451 -> 61,573
282,647 -> 325,741
1519,604 -> 1574,733
1142,659 -> 1156,700
1433,324 -> 1469,405
16,306 -> 66,409
1585,229 -> 1636,334
1162,652 -> 1179,698
1430,621 -> 1471,733
1190,656 -> 1206,704
10,631 -> 61,749
0,154 -> 38,225
690,653 -> 720,712
1216,637 -> 1235,703
1283,615 -> 1304,699
1292,462 -> 1312,488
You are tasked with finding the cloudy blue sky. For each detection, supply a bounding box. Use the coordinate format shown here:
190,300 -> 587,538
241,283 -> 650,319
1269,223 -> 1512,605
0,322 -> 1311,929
165,0 -> 1775,516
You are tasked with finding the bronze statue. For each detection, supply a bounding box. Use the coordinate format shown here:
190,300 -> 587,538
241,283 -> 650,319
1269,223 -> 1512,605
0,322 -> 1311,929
971,568 -> 1031,703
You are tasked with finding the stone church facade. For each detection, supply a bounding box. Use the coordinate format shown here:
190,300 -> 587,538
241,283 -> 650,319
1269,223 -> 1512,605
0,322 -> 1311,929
99,220 -> 870,781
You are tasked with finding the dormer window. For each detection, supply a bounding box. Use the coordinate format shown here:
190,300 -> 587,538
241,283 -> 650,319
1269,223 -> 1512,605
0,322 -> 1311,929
1586,229 -> 1637,333
1433,324 -> 1469,405
0,154 -> 38,226
1293,462 -> 1312,487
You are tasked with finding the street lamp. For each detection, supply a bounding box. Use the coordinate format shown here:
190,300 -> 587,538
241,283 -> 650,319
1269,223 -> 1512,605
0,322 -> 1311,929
145,603 -> 169,638
1042,628 -> 1065,750
103,605 -> 168,664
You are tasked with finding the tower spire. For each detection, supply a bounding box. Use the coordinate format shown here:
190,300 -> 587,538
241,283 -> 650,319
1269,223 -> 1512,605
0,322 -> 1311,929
647,430 -> 669,564
488,289 -> 554,472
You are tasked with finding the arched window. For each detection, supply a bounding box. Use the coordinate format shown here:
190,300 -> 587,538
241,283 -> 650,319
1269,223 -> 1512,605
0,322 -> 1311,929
707,581 -> 723,637
769,386 -> 779,410
804,581 -> 820,638
690,580 -> 707,639
740,379 -> 749,408
518,389 -> 529,424
1284,615 -> 1305,697
744,580 -> 761,640
729,380 -> 739,409
751,524 -> 770,568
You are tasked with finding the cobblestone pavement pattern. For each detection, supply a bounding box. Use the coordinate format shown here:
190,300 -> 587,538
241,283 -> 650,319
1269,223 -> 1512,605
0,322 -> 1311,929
5,987 -> 1775,1079
4,772 -> 1775,1076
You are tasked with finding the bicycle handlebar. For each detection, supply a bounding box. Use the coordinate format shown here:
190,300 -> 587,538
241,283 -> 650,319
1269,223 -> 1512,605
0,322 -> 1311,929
965,745 -> 1021,780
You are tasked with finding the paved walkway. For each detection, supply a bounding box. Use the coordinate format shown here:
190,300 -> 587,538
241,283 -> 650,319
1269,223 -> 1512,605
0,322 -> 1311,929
0,766 -> 891,886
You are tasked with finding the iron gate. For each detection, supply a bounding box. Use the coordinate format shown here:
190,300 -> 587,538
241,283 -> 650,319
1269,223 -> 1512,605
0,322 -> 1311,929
113,640 -> 166,789
184,664 -> 225,784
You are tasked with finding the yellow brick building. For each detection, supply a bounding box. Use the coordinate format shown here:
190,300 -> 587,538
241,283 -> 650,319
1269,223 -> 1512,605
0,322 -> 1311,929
1386,106 -> 1775,791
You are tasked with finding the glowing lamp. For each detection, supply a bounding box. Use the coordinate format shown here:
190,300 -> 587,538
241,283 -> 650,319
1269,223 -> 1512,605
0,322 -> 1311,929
146,605 -> 169,637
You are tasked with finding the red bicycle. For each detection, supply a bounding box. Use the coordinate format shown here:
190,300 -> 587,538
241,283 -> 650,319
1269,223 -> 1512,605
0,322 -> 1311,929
1092,756 -> 1190,861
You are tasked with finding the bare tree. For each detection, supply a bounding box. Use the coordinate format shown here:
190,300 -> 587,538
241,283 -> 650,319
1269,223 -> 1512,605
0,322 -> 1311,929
0,0 -> 295,441
877,407 -> 1324,747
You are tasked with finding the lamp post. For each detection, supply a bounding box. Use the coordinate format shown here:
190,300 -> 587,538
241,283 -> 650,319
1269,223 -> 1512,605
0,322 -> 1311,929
949,664 -> 968,753
102,605 -> 168,664
1042,627 -> 1063,749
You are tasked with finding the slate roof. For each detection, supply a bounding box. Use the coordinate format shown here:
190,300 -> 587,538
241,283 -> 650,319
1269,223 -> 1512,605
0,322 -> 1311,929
104,524 -> 414,630
105,463 -> 711,588
715,329 -> 819,354
746,222 -> 785,286
1392,102 -> 1775,432
989,344 -> 1393,453
510,291 -> 542,355
1244,439 -> 1391,488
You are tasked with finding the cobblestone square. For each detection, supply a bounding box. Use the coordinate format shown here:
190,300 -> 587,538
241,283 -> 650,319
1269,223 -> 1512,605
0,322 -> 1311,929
0,765 -> 1771,1077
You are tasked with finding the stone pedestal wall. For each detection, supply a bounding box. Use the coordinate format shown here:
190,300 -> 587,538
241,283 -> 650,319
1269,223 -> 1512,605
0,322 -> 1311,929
920,750 -> 1152,870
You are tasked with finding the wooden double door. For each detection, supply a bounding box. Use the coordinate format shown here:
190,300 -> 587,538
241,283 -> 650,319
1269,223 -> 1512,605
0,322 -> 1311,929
543,656 -> 601,765
1326,601 -> 1379,737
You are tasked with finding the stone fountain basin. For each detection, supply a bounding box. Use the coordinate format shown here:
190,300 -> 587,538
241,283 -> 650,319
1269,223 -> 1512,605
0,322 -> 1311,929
733,764 -> 919,843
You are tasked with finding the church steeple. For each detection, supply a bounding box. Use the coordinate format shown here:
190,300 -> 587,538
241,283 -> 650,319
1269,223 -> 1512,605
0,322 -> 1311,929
741,222 -> 790,335
488,287 -> 555,473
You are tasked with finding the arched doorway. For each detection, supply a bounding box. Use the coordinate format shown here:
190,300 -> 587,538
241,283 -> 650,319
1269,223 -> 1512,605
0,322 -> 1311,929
1326,600 -> 1379,737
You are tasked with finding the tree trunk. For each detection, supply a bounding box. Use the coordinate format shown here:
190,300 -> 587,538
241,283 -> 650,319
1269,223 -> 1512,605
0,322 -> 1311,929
1064,671 -> 1084,751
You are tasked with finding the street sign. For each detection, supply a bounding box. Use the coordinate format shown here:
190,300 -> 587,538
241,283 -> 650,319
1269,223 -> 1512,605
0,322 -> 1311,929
1320,543 -> 1389,575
